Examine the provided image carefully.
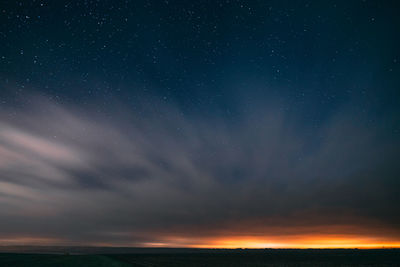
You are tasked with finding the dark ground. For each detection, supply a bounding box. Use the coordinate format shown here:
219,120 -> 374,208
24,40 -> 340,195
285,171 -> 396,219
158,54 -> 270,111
0,248 -> 399,266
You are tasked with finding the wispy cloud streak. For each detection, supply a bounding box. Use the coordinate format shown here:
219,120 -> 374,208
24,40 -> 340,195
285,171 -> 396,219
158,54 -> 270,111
0,96 -> 399,246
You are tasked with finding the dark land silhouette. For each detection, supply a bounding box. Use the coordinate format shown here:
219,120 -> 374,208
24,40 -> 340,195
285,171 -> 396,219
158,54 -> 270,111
1,247 -> 400,266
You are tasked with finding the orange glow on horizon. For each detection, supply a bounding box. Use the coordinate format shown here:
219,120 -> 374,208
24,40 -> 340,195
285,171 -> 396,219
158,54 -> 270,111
139,234 -> 400,249
189,238 -> 400,249
2,234 -> 400,249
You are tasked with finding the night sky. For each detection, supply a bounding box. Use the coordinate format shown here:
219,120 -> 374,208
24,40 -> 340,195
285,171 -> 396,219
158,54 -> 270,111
0,0 -> 399,248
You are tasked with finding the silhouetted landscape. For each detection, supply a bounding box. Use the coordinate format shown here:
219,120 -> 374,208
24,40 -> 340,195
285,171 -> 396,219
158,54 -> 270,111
1,247 -> 400,266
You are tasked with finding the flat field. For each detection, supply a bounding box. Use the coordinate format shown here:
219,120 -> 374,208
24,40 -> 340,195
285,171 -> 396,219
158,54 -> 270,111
1,249 -> 399,266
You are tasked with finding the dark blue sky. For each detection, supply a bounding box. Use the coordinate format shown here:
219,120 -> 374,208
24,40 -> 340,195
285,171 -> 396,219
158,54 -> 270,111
0,1 -> 399,247
1,1 -> 399,118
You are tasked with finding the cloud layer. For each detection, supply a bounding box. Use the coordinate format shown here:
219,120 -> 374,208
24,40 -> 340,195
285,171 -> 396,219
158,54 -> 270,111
0,96 -> 399,246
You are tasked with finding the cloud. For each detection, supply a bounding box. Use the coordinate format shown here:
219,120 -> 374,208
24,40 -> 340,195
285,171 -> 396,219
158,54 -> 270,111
0,95 -> 399,246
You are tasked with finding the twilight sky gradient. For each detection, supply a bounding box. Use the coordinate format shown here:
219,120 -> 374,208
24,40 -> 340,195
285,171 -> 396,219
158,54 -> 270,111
0,1 -> 400,248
